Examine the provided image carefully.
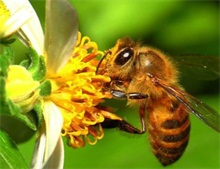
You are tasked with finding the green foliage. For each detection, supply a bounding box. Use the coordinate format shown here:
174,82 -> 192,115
0,130 -> 29,169
39,80 -> 51,96
20,48 -> 46,81
0,44 -> 45,167
0,44 -> 14,76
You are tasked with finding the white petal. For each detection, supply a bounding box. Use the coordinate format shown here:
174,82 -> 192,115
3,0 -> 44,55
43,101 -> 63,162
1,3 -> 31,37
31,101 -> 64,169
31,132 -> 46,169
45,0 -> 78,73
42,137 -> 64,169
18,1 -> 44,55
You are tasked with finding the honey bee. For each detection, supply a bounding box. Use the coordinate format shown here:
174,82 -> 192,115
96,38 -> 220,166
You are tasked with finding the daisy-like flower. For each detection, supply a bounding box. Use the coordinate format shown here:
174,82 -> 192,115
2,0 -> 122,168
0,0 -> 34,39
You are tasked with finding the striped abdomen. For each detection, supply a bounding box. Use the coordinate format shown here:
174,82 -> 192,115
147,98 -> 190,166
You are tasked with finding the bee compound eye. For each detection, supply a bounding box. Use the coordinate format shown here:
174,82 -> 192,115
115,48 -> 134,65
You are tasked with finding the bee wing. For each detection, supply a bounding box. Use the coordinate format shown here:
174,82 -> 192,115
157,81 -> 220,132
173,55 -> 220,81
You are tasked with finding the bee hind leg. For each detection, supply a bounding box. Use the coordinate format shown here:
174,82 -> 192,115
101,119 -> 144,134
101,105 -> 146,134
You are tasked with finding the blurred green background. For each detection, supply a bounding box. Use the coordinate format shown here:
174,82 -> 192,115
17,0 -> 219,169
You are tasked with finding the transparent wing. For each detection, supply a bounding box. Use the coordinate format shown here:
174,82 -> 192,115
157,81 -> 220,132
173,55 -> 220,81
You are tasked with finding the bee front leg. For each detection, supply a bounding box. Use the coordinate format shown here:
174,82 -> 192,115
101,104 -> 146,134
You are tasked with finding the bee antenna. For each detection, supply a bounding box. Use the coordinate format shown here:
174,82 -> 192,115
96,51 -> 110,74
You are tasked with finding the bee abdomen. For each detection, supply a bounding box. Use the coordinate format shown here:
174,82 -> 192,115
148,105 -> 190,166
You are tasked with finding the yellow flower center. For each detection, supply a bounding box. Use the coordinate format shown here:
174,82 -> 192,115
47,32 -> 121,148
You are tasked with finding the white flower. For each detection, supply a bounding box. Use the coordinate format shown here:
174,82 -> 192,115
0,0 -> 32,38
2,0 -> 78,168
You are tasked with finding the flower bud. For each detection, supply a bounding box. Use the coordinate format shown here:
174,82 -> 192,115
6,65 -> 40,113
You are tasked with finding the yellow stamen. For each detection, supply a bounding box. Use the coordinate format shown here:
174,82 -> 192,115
47,32 -> 121,148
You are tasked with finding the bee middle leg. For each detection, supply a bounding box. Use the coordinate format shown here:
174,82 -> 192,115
105,80 -> 147,134
101,104 -> 146,134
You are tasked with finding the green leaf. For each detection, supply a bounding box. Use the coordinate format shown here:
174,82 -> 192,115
34,55 -> 46,81
20,47 -> 46,81
0,45 -> 14,64
0,130 -> 29,169
0,97 -> 43,143
0,45 -> 14,77
32,100 -> 44,128
0,115 -> 36,143
19,59 -> 30,69
39,80 -> 51,96
25,48 -> 40,76
0,95 -> 39,143
0,84 -> 37,142
0,54 -> 9,77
